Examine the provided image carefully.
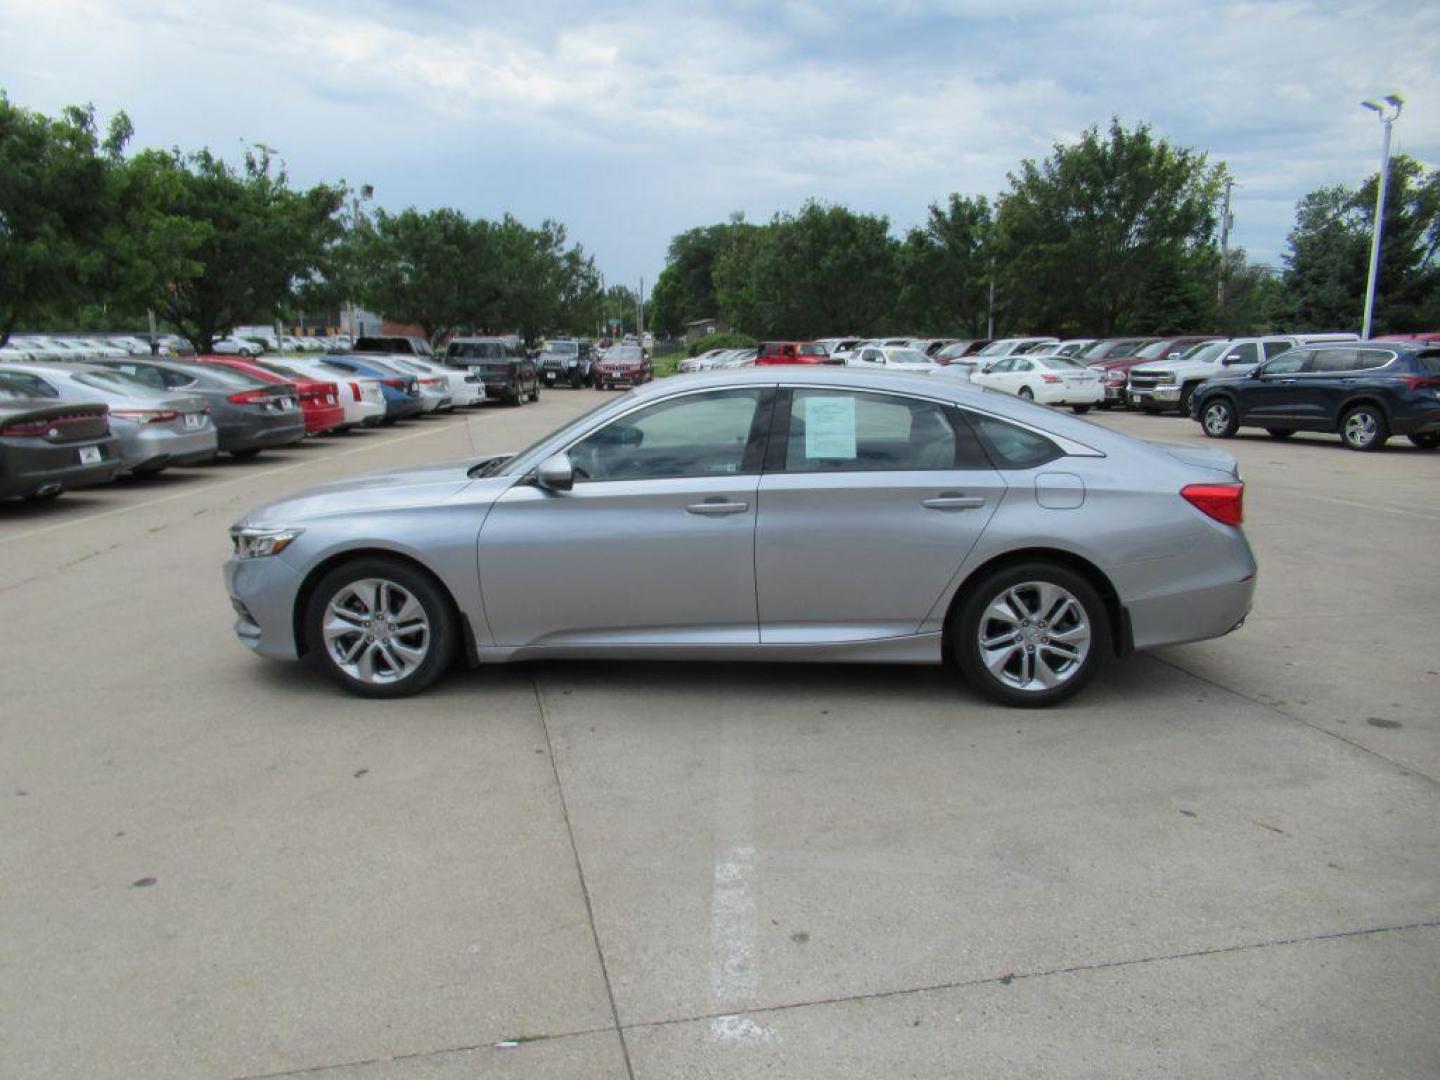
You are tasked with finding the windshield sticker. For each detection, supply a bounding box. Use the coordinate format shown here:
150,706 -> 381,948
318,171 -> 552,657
804,396 -> 857,459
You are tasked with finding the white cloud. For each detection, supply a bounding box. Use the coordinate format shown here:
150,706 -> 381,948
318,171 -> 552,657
0,0 -> 1436,280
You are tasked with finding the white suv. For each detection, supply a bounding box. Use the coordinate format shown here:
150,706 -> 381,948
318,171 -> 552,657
1128,334 -> 1358,414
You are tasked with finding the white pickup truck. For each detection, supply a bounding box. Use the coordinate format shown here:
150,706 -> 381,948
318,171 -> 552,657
1127,334 -> 1358,414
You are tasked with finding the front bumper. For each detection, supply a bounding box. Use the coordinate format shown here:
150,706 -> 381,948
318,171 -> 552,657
1128,385 -> 1182,407
224,553 -> 304,660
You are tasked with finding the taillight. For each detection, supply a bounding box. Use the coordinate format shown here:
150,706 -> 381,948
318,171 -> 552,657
1041,374 -> 1062,384
1,417 -> 51,437
350,382 -> 362,402
110,409 -> 179,424
382,378 -> 404,390
1182,483 -> 1244,527
228,390 -> 270,404
1399,375 -> 1440,391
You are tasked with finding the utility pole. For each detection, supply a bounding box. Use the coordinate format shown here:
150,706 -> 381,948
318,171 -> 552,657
1360,95 -> 1404,339
637,277 -> 645,342
147,308 -> 159,356
986,256 -> 995,340
1218,177 -> 1235,311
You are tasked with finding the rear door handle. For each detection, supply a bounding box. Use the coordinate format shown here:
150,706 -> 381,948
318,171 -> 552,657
922,495 -> 986,510
686,500 -> 749,516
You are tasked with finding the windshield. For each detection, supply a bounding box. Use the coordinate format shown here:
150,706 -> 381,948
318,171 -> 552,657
1135,340 -> 1176,359
543,342 -> 579,355
74,370 -> 158,393
1183,342 -> 1230,365
887,349 -> 932,365
608,346 -> 643,363
190,364 -> 266,388
798,344 -> 827,356
449,342 -> 507,360
977,341 -> 1013,356
253,360 -> 308,381
1040,356 -> 1083,370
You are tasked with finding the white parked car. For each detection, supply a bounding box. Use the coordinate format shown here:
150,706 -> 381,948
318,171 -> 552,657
845,345 -> 939,372
975,336 -> 1061,358
972,354 -> 1103,412
388,356 -> 487,407
265,357 -> 388,428
213,336 -> 264,357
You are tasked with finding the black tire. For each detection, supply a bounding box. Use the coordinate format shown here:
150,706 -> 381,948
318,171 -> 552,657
1071,405 -> 1091,414
1339,404 -> 1389,452
1140,405 -> 1162,415
23,488 -> 62,502
1177,384 -> 1196,416
1266,428 -> 1296,439
304,557 -> 458,699
950,561 -> 1109,708
528,381 -> 540,402
230,448 -> 263,459
1408,433 -> 1440,450
1199,397 -> 1238,439
508,385 -> 524,407
1018,387 -> 1034,401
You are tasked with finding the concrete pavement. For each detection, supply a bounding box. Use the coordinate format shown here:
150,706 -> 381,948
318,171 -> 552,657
1,391 -> 1436,1078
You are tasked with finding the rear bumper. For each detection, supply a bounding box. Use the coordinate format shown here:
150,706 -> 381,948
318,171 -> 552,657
1127,569 -> 1257,651
0,435 -> 124,498
301,404 -> 345,433
119,424 -> 220,470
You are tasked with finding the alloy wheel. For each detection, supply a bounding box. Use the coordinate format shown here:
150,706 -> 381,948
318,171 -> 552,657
1342,409 -> 1379,449
976,581 -> 1091,692
322,577 -> 431,685
1203,401 -> 1233,437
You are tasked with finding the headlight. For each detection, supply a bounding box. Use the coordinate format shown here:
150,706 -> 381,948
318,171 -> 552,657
230,526 -> 303,559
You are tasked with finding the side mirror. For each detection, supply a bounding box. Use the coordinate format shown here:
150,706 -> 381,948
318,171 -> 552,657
1249,366 -> 1265,378
535,452 -> 574,492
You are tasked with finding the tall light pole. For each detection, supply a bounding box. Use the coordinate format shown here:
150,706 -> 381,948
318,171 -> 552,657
1359,94 -> 1404,340
349,184 -> 374,343
1217,177 -> 1235,309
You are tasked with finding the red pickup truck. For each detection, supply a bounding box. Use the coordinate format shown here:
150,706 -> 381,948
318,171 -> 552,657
755,341 -> 831,365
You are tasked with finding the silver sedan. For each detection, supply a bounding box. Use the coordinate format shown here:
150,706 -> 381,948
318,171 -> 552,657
225,368 -> 1257,706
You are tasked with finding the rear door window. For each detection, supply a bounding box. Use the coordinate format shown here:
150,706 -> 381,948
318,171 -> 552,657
783,389 -> 985,472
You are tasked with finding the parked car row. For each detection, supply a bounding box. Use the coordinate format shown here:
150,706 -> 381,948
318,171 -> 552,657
0,349 -> 494,503
2,332 -> 356,364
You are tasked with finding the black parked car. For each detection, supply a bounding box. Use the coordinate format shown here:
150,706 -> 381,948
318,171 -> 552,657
443,337 -> 539,406
1192,342 -> 1440,451
537,339 -> 595,388
87,357 -> 307,458
0,375 -> 122,500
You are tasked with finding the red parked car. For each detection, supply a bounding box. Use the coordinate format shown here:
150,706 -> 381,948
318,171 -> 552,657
755,341 -> 831,365
192,355 -> 345,434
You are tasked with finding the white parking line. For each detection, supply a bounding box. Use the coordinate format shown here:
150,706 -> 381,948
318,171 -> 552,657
1309,495 -> 1440,523
0,422 -> 463,547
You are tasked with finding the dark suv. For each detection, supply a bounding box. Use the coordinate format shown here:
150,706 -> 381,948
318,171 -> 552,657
1191,342 -> 1440,451
538,339 -> 595,388
443,337 -> 539,406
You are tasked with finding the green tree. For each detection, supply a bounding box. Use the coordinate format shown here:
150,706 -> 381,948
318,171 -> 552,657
140,147 -> 347,352
1282,156 -> 1440,332
0,97 -> 132,344
897,194 -> 994,336
356,207 -> 492,344
996,119 -> 1224,335
650,223 -> 740,337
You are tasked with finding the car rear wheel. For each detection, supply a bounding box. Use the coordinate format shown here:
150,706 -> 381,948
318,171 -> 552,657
305,558 -> 457,699
1408,433 -> 1440,450
1071,405 -> 1091,414
1266,428 -> 1296,439
1018,387 -> 1034,401
230,448 -> 263,459
1339,404 -> 1388,451
1200,398 -> 1238,439
509,385 -> 524,407
528,381 -> 540,402
951,562 -> 1108,707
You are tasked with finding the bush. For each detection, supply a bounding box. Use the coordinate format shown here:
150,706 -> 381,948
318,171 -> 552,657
686,331 -> 756,357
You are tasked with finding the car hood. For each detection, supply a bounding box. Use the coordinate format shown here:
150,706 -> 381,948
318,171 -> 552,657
238,459 -> 491,526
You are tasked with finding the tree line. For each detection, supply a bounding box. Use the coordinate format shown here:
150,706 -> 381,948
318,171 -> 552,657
651,120 -> 1440,340
0,93 -> 608,351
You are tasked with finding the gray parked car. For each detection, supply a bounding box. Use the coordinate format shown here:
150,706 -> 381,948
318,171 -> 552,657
225,369 -> 1256,706
86,357 -> 307,458
0,361 -> 218,474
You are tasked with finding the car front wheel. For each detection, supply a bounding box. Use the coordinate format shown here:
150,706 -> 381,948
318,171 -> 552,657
305,558 -> 457,698
951,563 -> 1108,707
1018,387 -> 1034,401
1200,398 -> 1238,439
1340,404 -> 1388,451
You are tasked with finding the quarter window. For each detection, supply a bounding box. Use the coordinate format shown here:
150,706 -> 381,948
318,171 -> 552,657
964,412 -> 1063,470
1309,349 -> 1360,373
783,389 -> 985,472
568,388 -> 765,482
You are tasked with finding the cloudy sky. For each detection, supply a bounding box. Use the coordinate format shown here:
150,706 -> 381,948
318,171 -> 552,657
3,0 -> 1437,290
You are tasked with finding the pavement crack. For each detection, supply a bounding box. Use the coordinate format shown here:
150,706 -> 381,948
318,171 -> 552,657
619,918 -> 1440,1035
1147,652 -> 1440,787
531,672 -> 637,1080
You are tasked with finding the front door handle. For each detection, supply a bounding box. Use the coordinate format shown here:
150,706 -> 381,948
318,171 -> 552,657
922,494 -> 986,511
686,499 -> 749,516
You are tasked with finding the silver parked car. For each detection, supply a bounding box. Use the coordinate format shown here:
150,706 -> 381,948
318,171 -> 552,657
225,369 -> 1256,706
0,361 -> 217,474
